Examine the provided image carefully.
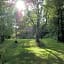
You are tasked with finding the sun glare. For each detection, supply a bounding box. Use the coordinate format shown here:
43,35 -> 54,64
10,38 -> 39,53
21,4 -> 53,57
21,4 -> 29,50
15,0 -> 26,11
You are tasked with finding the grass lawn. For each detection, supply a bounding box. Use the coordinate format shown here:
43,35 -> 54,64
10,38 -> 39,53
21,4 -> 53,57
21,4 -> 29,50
0,38 -> 64,64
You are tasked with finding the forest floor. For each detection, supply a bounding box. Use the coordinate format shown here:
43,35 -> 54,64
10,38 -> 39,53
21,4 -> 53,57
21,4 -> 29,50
0,38 -> 64,64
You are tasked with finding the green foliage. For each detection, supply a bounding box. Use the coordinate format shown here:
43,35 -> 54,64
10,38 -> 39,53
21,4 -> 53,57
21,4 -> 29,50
43,0 -> 64,39
0,0 -> 15,39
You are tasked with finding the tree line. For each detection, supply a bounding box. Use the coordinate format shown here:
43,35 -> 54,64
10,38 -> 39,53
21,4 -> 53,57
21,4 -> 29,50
0,0 -> 64,44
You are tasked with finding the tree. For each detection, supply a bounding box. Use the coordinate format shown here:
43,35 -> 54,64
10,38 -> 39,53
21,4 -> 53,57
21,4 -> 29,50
45,0 -> 64,42
0,0 -> 14,42
25,0 -> 45,46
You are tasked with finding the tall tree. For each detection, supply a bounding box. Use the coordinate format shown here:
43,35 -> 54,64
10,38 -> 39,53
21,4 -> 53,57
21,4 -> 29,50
0,0 -> 14,42
45,0 -> 64,42
26,0 -> 45,46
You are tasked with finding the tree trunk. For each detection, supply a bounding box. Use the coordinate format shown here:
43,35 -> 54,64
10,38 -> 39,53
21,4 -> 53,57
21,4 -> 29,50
36,1 -> 41,46
57,7 -> 64,42
36,19 -> 40,43
60,9 -> 64,42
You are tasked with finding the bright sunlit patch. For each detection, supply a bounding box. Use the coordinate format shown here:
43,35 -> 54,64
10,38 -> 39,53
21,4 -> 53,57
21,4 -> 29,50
15,0 -> 26,11
22,11 -> 25,16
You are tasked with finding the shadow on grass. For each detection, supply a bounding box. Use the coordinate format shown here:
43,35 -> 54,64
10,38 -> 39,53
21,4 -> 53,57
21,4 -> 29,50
36,40 -> 46,48
0,39 -> 64,64
5,48 -> 47,64
5,48 -> 64,64
45,49 -> 64,64
37,39 -> 64,64
41,38 -> 64,57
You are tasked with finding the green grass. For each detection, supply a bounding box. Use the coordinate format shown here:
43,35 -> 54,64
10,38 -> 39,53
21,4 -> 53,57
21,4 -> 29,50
0,38 -> 64,64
